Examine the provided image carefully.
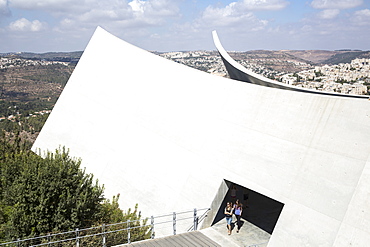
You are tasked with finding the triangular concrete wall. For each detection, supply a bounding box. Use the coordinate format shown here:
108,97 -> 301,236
33,27 -> 370,246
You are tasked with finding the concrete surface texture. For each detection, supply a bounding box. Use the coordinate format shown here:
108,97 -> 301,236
32,27 -> 370,246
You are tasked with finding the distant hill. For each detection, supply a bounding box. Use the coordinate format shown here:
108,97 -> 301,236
283,50 -> 338,64
2,51 -> 83,64
321,51 -> 370,65
4,49 -> 369,66
1,49 -> 369,144
227,50 -> 314,74
283,50 -> 370,65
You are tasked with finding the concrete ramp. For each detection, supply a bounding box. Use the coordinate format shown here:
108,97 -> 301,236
119,220 -> 270,247
119,231 -> 221,247
202,220 -> 270,247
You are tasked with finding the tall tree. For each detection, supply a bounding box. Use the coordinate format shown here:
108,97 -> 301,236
0,132 -> 104,239
0,132 -> 150,246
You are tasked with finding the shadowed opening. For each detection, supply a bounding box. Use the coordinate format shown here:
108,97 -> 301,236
212,180 -> 284,234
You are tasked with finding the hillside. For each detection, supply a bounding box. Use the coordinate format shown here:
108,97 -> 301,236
0,58 -> 75,143
1,51 -> 82,64
284,50 -> 370,64
1,64 -> 73,105
322,51 -> 370,64
1,49 -> 369,144
228,50 -> 314,73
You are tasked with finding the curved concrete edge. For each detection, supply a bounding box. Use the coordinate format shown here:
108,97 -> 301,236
32,27 -> 370,246
212,30 -> 369,99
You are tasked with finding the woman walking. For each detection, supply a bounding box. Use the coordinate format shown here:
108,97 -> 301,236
224,202 -> 233,235
233,199 -> 243,233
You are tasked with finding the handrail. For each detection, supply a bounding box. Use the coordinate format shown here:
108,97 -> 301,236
187,208 -> 211,232
247,242 -> 269,247
0,207 -> 210,247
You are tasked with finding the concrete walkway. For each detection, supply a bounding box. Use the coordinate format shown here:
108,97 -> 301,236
201,219 -> 271,247
119,231 -> 222,247
118,219 -> 270,247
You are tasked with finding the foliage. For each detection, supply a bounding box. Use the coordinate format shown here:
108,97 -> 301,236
78,195 -> 151,247
0,135 -> 104,239
99,195 -> 151,246
293,73 -> 302,82
314,71 -> 324,77
0,100 -> 51,140
0,132 -> 150,246
21,64 -> 71,87
0,119 -> 20,133
335,78 -> 349,84
0,101 -> 48,118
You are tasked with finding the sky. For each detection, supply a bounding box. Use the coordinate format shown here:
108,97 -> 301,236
0,0 -> 370,53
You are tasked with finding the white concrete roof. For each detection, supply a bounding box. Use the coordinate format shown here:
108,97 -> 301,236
33,27 -> 370,246
212,30 -> 369,99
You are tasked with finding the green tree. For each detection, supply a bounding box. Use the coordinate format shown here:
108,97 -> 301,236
0,132 -> 150,246
94,195 -> 151,246
1,147 -> 104,239
0,132 -> 103,239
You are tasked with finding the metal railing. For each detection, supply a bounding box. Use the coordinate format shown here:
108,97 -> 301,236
247,242 -> 269,247
186,208 -> 210,232
0,208 -> 210,247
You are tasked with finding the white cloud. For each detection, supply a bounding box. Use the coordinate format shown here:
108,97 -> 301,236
199,0 -> 286,28
238,0 -> 289,10
128,0 -> 180,17
301,25 -> 313,32
8,0 -> 180,38
202,3 -> 241,26
12,0 -> 84,9
10,0 -> 85,14
8,18 -> 47,31
10,0 -> 180,20
189,0 -> 288,33
355,8 -> 370,17
166,0 -> 288,50
206,0 -> 289,14
310,0 -> 363,9
129,0 -> 145,13
352,8 -> 370,25
0,0 -> 10,16
317,9 -> 340,19
200,4 -> 268,29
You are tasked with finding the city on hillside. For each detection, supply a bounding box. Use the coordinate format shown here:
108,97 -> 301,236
1,50 -> 370,137
159,51 -> 370,96
2,50 -> 370,100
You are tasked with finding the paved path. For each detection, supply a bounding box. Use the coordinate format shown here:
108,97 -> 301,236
202,219 -> 270,246
119,231 -> 221,247
118,219 -> 270,247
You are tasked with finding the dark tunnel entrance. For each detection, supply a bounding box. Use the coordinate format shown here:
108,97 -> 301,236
212,180 -> 284,234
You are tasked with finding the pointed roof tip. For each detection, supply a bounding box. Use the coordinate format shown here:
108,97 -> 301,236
91,26 -> 116,40
212,30 -> 218,40
212,30 -> 223,53
94,26 -> 110,34
95,26 -> 108,32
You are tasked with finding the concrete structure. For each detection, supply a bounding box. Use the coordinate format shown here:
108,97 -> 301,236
33,27 -> 370,246
212,31 -> 369,99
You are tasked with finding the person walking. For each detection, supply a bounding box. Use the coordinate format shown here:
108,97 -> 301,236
224,202 -> 233,235
233,199 -> 243,233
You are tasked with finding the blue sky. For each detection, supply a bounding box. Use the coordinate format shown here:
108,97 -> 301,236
1,0 -> 370,53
